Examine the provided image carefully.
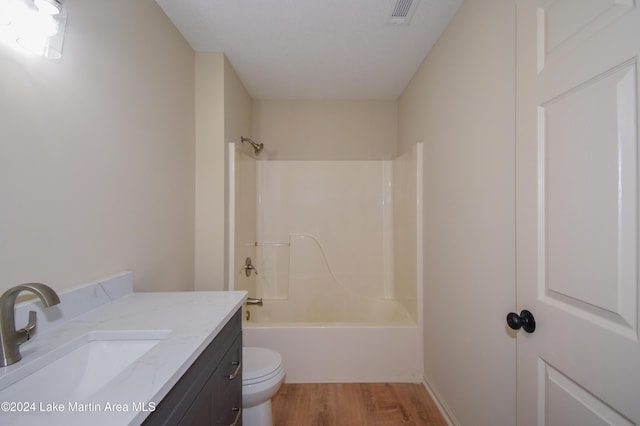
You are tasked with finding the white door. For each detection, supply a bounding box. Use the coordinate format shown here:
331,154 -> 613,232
515,1 -> 640,424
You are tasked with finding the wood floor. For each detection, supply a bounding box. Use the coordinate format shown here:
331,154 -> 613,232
271,383 -> 448,426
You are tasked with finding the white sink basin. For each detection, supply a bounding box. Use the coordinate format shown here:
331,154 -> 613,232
0,330 -> 170,402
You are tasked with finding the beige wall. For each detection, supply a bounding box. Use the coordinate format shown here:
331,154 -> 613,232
224,57 -> 253,146
195,53 -> 252,290
252,100 -> 397,160
0,0 -> 195,293
194,53 -> 224,290
398,0 -> 516,424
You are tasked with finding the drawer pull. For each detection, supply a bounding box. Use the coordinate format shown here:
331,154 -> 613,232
230,407 -> 241,426
227,361 -> 241,380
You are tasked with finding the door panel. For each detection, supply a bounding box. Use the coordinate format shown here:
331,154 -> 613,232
540,0 -> 634,71
516,0 -> 640,424
542,62 -> 638,332
540,360 -> 633,426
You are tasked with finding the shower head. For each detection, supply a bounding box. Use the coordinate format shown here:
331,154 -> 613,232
241,136 -> 264,155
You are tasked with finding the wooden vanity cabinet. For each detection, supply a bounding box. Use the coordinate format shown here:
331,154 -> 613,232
143,309 -> 243,426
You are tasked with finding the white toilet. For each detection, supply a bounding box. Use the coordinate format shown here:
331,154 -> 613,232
242,346 -> 285,426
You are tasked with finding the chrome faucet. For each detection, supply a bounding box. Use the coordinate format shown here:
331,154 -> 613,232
246,297 -> 263,306
0,283 -> 60,367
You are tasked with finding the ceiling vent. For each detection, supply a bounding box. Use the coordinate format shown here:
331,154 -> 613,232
388,0 -> 420,26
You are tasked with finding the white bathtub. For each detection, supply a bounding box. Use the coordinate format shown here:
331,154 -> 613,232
231,144 -> 425,383
242,299 -> 421,383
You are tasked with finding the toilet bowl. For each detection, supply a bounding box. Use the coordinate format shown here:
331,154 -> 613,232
242,346 -> 285,426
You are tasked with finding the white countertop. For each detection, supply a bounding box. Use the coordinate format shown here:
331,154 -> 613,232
0,274 -> 247,426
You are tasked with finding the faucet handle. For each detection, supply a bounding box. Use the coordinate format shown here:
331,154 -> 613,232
242,257 -> 258,277
20,311 -> 37,341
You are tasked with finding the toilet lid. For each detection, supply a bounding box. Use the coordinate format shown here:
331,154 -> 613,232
243,347 -> 283,384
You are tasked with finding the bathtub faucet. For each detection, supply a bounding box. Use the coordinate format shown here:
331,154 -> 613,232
243,257 -> 258,277
246,297 -> 263,306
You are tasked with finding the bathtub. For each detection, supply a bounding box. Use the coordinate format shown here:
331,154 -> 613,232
242,298 -> 421,383
231,144 -> 424,383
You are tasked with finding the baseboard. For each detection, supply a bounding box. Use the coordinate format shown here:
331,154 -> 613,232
421,378 -> 459,426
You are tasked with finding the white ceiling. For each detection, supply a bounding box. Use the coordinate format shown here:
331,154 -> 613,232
155,0 -> 463,100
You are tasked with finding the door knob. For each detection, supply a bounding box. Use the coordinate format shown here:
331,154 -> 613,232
506,309 -> 536,333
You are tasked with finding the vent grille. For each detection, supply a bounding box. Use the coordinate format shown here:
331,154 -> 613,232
388,0 -> 419,25
391,0 -> 413,17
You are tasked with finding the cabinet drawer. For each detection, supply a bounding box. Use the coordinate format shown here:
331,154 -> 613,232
211,334 -> 242,425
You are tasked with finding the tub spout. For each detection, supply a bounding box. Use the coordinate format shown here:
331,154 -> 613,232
246,297 -> 263,306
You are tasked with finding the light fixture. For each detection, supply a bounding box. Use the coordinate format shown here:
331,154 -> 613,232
0,0 -> 67,59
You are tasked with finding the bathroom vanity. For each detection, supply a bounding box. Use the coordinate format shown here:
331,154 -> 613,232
143,309 -> 242,425
0,272 -> 247,426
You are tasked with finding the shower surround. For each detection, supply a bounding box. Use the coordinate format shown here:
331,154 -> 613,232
256,160 -> 394,304
232,144 -> 423,382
